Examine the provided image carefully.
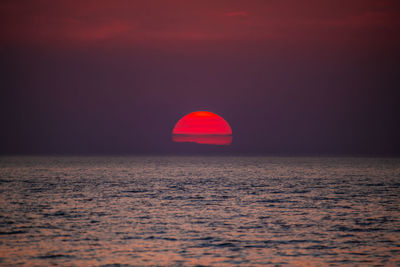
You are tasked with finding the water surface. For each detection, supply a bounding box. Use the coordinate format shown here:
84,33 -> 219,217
0,156 -> 399,266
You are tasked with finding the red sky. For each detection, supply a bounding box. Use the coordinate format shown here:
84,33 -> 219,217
1,1 -> 399,154
1,0 -> 399,48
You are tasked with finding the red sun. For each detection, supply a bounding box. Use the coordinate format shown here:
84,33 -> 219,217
172,111 -> 233,145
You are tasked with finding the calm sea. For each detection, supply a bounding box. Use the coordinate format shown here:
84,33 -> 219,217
0,156 -> 399,266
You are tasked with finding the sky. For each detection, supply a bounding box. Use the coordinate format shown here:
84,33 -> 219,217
1,0 -> 399,155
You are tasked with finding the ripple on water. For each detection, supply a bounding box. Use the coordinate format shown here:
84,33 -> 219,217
0,156 -> 399,266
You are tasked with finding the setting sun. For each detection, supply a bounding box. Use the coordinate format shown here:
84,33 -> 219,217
172,111 -> 233,145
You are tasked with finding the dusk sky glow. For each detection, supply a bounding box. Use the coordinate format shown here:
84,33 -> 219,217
1,0 -> 399,154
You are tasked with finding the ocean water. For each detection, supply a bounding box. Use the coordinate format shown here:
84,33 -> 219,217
0,156 -> 399,266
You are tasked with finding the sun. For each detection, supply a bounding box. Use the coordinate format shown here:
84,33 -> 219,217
172,111 -> 233,145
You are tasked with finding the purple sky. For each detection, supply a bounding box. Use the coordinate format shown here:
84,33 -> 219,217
1,0 -> 399,154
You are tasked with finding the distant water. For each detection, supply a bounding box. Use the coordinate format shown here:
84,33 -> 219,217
0,156 -> 399,266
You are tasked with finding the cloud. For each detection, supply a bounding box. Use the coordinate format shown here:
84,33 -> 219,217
70,21 -> 134,43
0,0 -> 399,48
224,11 -> 248,17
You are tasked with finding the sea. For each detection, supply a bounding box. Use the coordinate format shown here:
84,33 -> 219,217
0,156 -> 399,266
